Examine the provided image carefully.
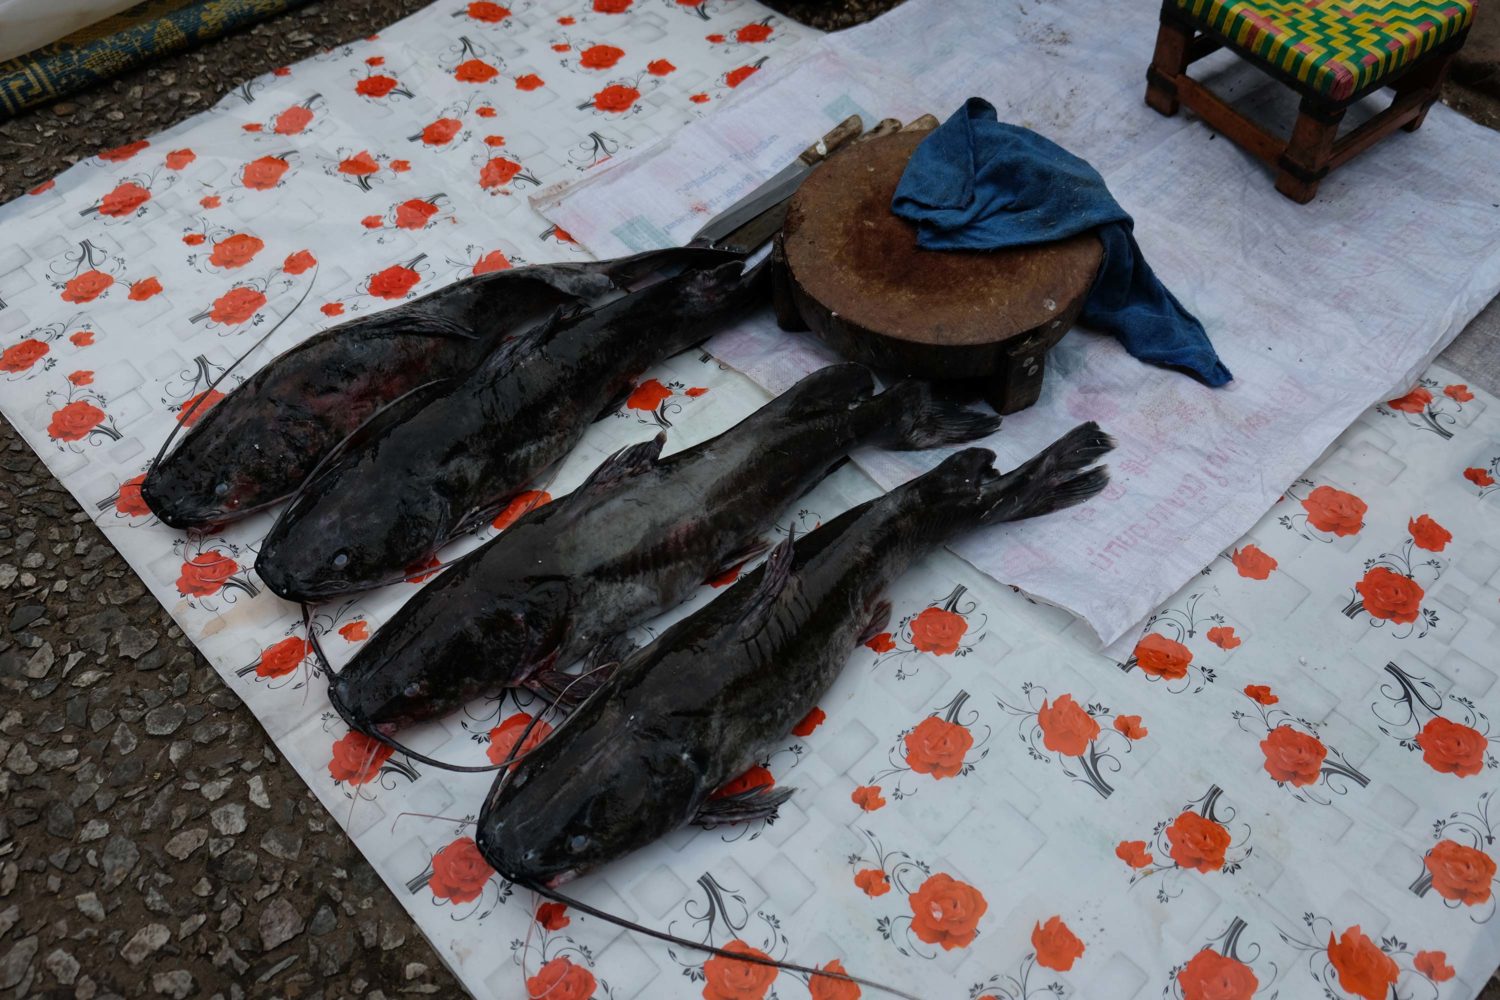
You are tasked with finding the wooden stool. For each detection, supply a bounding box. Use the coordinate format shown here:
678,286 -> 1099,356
1146,0 -> 1475,202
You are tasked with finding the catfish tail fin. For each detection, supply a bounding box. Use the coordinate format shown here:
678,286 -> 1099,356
980,422 -> 1114,524
872,380 -> 1002,451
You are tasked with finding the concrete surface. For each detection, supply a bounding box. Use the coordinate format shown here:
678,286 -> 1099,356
0,1 -> 1495,998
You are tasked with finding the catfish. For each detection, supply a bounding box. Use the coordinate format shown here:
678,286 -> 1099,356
255,257 -> 765,603
326,363 -> 1002,734
141,247 -> 740,529
476,424 -> 1113,886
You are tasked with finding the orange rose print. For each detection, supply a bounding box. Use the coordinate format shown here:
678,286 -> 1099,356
1408,514 -> 1451,552
422,118 -> 462,145
515,74 -> 544,91
701,939 -> 775,1000
1444,384 -> 1474,402
455,59 -> 499,83
321,303 -> 344,317
1425,839 -> 1496,903
98,139 -> 149,162
1037,695 -> 1100,756
1416,716 -> 1487,777
1386,387 -> 1432,413
175,550 -> 238,596
242,155 -> 289,189
1,339 -> 48,372
626,378 -> 672,411
473,250 -> 512,275
338,621 -> 369,642
580,44 -> 625,69
209,233 -> 265,269
492,490 -> 551,530
67,370 -> 92,386
737,23 -> 773,42
483,135 -> 506,147
864,632 -> 895,653
1414,950 -> 1454,982
1243,684 -> 1277,705
283,250 -> 317,275
686,387 -> 709,398
1166,811 -> 1230,873
327,730 -> 393,784
274,105 -> 313,135
406,555 -> 442,583
47,401 -> 106,441
809,960 -> 858,1000
1177,948 -> 1258,1000
1115,840 -> 1153,868
395,199 -> 439,230
648,59 -> 676,75
1230,544 -> 1276,579
593,0 -> 631,11
904,716 -> 972,778
99,182 -> 150,217
1301,485 -> 1366,536
256,636 -> 309,679
908,873 -> 986,950
1354,566 -> 1423,624
61,270 -> 113,303
29,179 -> 55,195
593,84 -> 640,113
1114,715 -> 1148,740
165,148 -> 195,169
468,1 -> 510,21
368,265 -> 420,299
363,216 -> 384,229
690,93 -> 710,103
1133,633 -> 1191,679
339,151 -> 380,176
726,65 -> 759,88
428,837 -> 494,904
129,277 -> 163,301
792,706 -> 825,737
1466,467 -> 1496,488
356,74 -> 398,98
1326,926 -> 1398,1000
535,901 -> 568,931
850,785 -> 885,811
1260,726 -> 1326,786
476,105 -> 497,116
713,765 -> 773,799
209,288 -> 266,325
1032,915 -> 1084,971
70,331 -> 94,346
116,474 -> 149,517
480,157 -> 522,188
184,233 -> 207,245
487,712 -> 554,767
854,868 -> 889,897
1205,626 -> 1240,650
909,606 -> 966,654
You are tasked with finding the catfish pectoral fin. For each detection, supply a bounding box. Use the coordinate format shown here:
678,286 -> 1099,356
694,786 -> 794,827
856,599 -> 893,647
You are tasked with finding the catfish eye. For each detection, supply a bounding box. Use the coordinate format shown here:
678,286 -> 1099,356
403,681 -> 425,700
332,551 -> 350,570
567,834 -> 591,854
214,482 -> 230,497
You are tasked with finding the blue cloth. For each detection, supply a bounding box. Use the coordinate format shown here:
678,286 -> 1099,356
891,98 -> 1232,387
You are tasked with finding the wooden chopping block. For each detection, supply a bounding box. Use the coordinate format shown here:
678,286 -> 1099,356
773,127 -> 1103,415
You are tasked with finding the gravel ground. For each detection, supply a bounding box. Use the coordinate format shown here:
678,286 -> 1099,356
0,2 -> 1495,999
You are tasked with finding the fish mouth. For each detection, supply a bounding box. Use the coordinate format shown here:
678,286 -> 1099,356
543,869 -> 580,889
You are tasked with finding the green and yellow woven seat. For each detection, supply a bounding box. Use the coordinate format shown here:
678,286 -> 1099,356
1171,0 -> 1476,100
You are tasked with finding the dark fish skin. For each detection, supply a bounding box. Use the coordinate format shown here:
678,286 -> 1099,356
476,424 -> 1114,886
141,247 -> 739,530
325,363 -> 1003,733
255,257 -> 765,604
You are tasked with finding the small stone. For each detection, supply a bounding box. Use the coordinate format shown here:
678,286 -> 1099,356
177,914 -> 206,940
121,923 -> 170,965
219,901 -> 242,932
308,905 -> 336,936
5,742 -> 37,775
110,724 -> 137,755
378,922 -> 405,951
259,898 -> 304,951
144,705 -> 186,736
24,642 -> 53,678
9,604 -> 45,632
100,835 -> 139,890
75,892 -> 105,920
0,863 -> 14,895
44,949 -> 79,986
0,906 -> 17,937
200,777 -> 232,801
217,850 -> 257,882
404,962 -> 427,981
152,970 -> 195,998
165,829 -> 207,861
78,819 -> 109,842
192,877 -> 213,897
75,975 -> 98,1000
38,747 -> 78,768
45,801 -> 76,837
260,829 -> 302,861
115,626 -> 158,660
69,668 -> 108,687
247,775 -> 269,809
0,936 -> 38,989
168,740 -> 192,765
0,566 -> 17,589
210,803 -> 246,835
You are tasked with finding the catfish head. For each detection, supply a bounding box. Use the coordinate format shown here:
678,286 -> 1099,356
141,407 -> 293,530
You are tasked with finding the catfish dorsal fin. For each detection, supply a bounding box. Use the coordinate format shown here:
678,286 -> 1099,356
737,526 -> 797,640
575,433 -> 666,496
477,305 -> 571,378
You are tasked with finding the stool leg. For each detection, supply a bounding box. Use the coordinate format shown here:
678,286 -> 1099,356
1146,13 -> 1193,116
1394,48 -> 1457,133
1275,98 -> 1344,204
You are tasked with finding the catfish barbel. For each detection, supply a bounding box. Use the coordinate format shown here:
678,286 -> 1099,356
326,363 -> 1002,734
